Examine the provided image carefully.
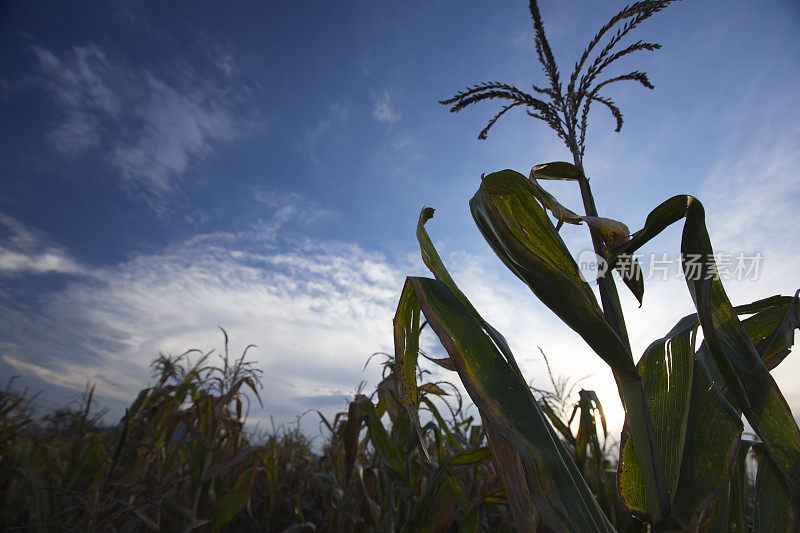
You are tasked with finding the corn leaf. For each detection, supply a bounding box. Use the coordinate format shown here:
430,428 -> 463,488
704,439 -> 754,532
393,280 -> 424,442
403,447 -> 494,533
617,312 -> 743,528
529,161 -> 583,180
345,394 -> 406,478
211,468 -> 253,528
468,176 -> 670,518
541,401 -> 575,446
356,395 -> 406,475
469,170 -> 634,374
752,443 -> 800,532
398,275 -> 614,531
618,294 -> 798,527
415,205 -> 525,380
612,194 -> 800,498
527,171 -> 583,230
757,290 -> 800,370
448,447 -> 491,466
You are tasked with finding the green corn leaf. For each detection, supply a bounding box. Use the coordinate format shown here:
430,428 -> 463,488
448,447 -> 491,466
582,215 -> 644,304
728,440 -> 753,533
353,395 -> 406,475
585,390 -> 607,439
529,161 -> 583,180
420,396 -> 464,453
393,279 -> 425,451
469,171 -> 672,518
468,424 -> 482,447
483,486 -> 508,505
354,464 -> 382,526
418,382 -> 449,396
617,312 -> 743,528
211,468 -> 253,528
527,171 -> 583,230
541,401 -> 576,446
574,390 -> 607,486
459,505 -> 481,533
705,439 -> 754,533
345,395 -> 405,479
376,375 -> 402,425
343,399 -> 362,480
612,194 -> 800,498
752,443 -> 800,532
398,275 -> 614,531
128,388 -> 150,417
470,170 -> 634,374
758,290 -> 800,370
417,478 -> 458,533
202,447 -> 260,483
402,448 -> 483,533
582,216 -> 630,248
416,205 -> 525,380
528,166 -> 644,303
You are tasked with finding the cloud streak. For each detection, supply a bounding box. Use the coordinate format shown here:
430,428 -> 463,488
0,212 -> 85,276
33,44 -> 252,211
371,89 -> 400,124
0,193 -> 404,432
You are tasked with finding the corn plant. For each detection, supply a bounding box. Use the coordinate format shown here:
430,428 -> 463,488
325,355 -> 513,532
1,337 -> 522,531
390,1 -> 800,530
0,331 -> 267,531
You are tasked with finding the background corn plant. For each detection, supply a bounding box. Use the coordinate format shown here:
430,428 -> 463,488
0,331 -> 521,531
0,330 -> 637,531
384,0 -> 800,531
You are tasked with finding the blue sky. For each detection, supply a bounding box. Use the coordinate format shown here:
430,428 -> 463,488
1,0 -> 799,439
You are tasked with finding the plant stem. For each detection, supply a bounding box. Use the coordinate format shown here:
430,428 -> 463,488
571,154 -> 630,347
572,151 -> 670,524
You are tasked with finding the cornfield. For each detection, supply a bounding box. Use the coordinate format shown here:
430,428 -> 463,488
0,333 -> 624,531
2,1 -> 799,531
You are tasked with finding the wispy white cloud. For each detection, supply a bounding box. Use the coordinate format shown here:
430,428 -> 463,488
33,43 -> 252,211
367,88 -> 417,165
303,102 -> 349,167
251,189 -> 338,239
111,75 -> 236,199
0,194 -> 404,432
371,89 -> 400,124
33,45 -> 121,154
391,131 -> 414,152
0,212 -> 85,276
700,122 -> 800,301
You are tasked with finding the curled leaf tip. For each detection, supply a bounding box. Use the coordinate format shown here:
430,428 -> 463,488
583,216 -> 631,248
420,206 -> 435,224
529,161 -> 583,181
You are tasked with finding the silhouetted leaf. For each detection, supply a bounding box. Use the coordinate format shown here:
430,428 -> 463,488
530,161 -> 583,180
612,194 -> 800,499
